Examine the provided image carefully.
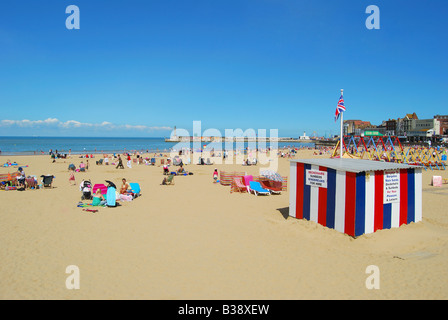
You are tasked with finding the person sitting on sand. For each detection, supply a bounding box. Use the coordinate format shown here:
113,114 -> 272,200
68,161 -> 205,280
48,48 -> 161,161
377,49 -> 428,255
177,164 -> 186,174
120,178 -> 130,194
17,167 -> 26,187
163,164 -> 169,175
92,188 -> 106,206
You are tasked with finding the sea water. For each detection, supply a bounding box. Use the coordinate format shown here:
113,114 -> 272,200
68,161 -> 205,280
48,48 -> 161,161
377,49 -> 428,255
0,136 -> 314,156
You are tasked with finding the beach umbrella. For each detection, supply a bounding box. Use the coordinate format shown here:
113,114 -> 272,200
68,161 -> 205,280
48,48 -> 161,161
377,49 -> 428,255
260,170 -> 283,182
105,180 -> 117,189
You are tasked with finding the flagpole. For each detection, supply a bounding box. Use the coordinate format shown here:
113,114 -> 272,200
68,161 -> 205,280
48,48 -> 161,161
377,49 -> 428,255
340,89 -> 344,158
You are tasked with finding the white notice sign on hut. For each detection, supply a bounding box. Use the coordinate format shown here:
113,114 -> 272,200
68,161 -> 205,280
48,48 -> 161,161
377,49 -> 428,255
305,169 -> 328,188
384,170 -> 400,204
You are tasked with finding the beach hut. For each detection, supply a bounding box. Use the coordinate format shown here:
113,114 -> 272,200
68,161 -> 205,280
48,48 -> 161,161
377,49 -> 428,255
289,158 -> 423,237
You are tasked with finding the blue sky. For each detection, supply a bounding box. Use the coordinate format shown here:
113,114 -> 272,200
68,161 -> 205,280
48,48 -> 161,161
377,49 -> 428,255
0,0 -> 447,137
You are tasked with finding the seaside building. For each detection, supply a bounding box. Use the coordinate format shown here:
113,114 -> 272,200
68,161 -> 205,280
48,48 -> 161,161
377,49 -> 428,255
406,118 -> 440,142
434,115 -> 448,136
364,113 -> 419,138
299,131 -> 310,140
344,120 -> 372,136
401,113 -> 419,136
385,119 -> 397,136
338,112 -> 446,143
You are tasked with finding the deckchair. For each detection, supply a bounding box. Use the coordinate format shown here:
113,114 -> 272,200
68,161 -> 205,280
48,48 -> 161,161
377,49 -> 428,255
206,158 -> 213,165
231,177 -> 247,193
129,183 -> 141,198
26,177 -> 37,189
151,158 -> 156,165
41,175 -> 54,188
248,181 -> 270,196
243,175 -> 254,192
260,181 -> 282,194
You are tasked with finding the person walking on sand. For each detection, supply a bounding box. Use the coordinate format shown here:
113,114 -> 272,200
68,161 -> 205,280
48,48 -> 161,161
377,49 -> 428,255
126,153 -> 132,168
116,155 -> 124,169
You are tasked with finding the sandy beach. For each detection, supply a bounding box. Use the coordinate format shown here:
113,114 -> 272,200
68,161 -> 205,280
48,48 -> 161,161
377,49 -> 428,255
1,150 -> 448,300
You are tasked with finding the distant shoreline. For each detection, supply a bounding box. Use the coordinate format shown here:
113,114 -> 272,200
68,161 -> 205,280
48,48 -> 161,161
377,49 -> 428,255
0,136 -> 319,156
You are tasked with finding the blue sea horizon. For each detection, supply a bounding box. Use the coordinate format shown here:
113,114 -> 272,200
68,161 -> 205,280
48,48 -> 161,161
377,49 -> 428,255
0,136 -> 314,156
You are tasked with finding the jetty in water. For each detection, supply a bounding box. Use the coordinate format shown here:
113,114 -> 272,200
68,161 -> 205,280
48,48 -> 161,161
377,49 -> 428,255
164,136 -> 338,146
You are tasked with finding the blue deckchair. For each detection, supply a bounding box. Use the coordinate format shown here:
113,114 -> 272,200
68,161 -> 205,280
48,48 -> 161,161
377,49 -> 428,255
249,181 -> 270,196
129,183 -> 141,198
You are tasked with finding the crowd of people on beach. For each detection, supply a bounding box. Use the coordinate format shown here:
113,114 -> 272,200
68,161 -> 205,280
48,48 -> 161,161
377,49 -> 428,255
1,144 -> 353,194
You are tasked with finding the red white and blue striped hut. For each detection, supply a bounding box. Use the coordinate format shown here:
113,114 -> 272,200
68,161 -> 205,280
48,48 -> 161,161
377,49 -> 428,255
289,158 -> 423,237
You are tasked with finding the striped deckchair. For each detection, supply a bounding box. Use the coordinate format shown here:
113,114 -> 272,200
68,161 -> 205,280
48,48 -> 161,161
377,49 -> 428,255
230,177 -> 248,193
26,177 -> 37,189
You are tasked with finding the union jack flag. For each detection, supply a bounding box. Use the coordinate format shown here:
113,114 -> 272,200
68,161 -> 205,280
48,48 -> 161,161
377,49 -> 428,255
334,95 -> 346,122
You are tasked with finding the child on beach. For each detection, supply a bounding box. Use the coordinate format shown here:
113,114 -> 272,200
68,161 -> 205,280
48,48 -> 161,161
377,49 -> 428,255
213,169 -> 218,183
69,169 -> 75,185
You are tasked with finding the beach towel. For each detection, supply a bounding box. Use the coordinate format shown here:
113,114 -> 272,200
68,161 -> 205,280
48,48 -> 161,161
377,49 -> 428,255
243,175 -> 254,186
119,194 -> 133,201
106,187 -> 117,207
83,209 -> 98,213
77,201 -> 106,208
